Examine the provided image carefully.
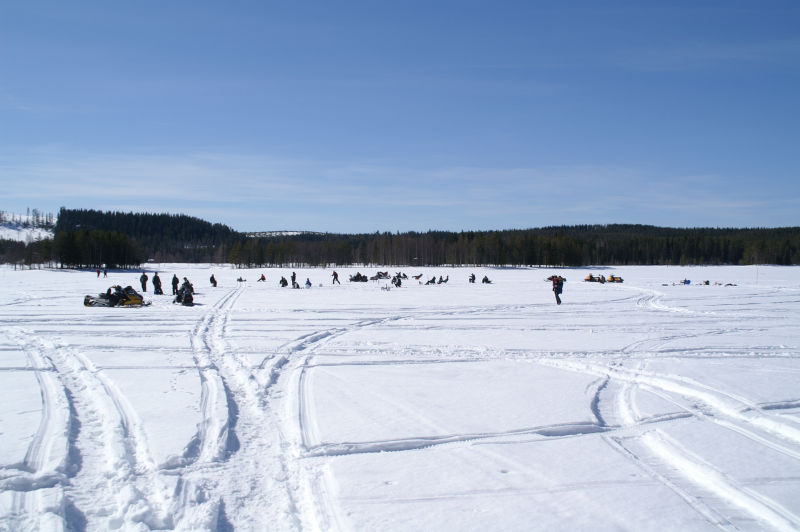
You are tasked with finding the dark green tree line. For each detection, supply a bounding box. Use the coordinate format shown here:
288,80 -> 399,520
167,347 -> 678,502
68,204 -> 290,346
4,209 -> 799,268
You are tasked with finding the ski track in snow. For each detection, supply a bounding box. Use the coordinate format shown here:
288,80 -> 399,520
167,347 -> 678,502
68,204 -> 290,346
2,266 -> 800,530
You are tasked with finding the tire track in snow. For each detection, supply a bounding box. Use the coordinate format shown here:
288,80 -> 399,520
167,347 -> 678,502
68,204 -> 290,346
538,358 -> 800,449
7,327 -> 172,529
290,316 -> 405,531
174,283 -> 323,530
170,285 -> 243,529
186,286 -> 241,465
1,329 -> 70,531
583,359 -> 800,531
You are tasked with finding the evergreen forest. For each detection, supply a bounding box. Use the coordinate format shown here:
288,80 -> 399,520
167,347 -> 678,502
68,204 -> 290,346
2,208 -> 799,268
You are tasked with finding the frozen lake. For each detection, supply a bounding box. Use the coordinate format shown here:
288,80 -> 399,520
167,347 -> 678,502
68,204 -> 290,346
1,264 -> 799,531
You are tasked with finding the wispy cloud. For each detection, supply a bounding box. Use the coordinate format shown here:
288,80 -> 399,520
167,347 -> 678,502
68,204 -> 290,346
0,147 -> 793,231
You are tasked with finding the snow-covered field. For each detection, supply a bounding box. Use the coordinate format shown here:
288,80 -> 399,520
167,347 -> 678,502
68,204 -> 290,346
1,264 -> 799,531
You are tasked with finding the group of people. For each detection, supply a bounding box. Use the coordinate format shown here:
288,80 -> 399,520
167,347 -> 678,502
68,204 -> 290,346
127,269 -> 568,305
277,271 -> 313,288
131,271 -> 221,307
136,272 -> 217,294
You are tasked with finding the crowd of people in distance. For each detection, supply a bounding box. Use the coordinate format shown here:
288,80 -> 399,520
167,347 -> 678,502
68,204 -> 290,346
97,268 -> 575,308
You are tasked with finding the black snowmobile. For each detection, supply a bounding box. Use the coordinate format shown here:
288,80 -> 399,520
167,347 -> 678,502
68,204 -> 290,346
84,285 -> 149,307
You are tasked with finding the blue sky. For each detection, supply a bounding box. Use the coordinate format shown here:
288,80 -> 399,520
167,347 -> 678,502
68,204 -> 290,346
1,1 -> 798,232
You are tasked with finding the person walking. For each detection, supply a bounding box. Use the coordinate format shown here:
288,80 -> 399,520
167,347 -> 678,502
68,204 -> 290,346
332,271 -> 340,284
547,275 -> 565,305
140,272 -> 149,292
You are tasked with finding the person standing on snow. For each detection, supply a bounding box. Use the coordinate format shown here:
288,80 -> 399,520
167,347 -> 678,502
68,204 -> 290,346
140,272 -> 149,292
153,272 -> 163,295
172,274 -> 180,295
210,274 -> 217,287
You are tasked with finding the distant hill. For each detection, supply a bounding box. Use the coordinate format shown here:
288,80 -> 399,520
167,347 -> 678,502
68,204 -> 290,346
54,208 -> 237,264
0,210 -> 55,242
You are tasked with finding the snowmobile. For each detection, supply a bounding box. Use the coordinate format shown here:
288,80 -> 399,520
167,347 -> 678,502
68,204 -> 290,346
84,286 -> 149,307
584,274 -> 605,283
607,275 -> 624,283
349,273 -> 368,282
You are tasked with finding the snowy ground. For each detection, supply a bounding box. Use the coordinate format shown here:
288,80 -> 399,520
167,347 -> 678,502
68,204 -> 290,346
1,264 -> 799,531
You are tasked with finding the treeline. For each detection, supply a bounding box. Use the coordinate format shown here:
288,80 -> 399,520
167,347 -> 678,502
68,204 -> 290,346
228,225 -> 800,267
0,239 -> 55,268
54,208 -> 235,264
53,230 -> 142,268
3,208 -> 799,268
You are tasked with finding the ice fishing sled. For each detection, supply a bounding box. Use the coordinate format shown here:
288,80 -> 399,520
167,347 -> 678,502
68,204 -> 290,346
84,286 -> 150,307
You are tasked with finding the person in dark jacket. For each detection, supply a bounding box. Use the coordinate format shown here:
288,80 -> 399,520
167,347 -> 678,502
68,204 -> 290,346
153,272 -> 163,295
172,274 -> 180,295
547,275 -> 565,305
210,274 -> 217,287
140,272 -> 149,292
332,271 -> 340,284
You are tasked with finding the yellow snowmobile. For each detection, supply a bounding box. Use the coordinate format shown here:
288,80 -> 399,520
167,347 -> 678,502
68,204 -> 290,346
84,285 -> 150,307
